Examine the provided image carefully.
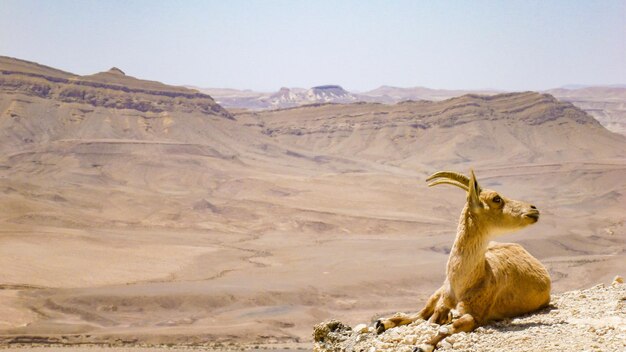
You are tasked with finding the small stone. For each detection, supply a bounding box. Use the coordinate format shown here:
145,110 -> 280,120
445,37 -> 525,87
387,330 -> 402,342
402,334 -> 417,345
354,323 -> 369,334
453,341 -> 468,349
439,340 -> 453,349
368,346 -> 376,352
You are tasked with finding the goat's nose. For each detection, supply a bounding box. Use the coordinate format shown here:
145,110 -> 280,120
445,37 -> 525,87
530,205 -> 537,210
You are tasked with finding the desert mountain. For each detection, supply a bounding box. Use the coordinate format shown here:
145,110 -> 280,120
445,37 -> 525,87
0,57 -> 624,348
363,85 -> 626,137
196,84 -> 370,110
547,86 -> 626,136
0,56 -> 231,119
236,92 -> 625,168
267,86 -> 303,107
0,56 -> 361,170
303,85 -> 359,103
199,84 -> 626,137
195,85 -> 500,110
195,86 -> 277,110
363,85 -> 501,102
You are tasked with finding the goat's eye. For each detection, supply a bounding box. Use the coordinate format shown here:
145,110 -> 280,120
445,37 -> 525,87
492,195 -> 502,203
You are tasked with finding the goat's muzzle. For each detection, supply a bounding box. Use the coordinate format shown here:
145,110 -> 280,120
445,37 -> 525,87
524,210 -> 540,223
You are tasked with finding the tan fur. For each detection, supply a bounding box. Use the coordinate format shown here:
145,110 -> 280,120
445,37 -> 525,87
376,170 -> 551,351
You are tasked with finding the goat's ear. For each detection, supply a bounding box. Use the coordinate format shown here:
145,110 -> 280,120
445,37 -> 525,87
467,169 -> 482,211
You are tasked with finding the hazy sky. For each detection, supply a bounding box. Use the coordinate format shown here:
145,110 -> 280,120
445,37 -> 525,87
1,0 -> 624,92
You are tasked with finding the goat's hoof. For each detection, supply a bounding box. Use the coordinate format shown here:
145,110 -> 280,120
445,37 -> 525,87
375,320 -> 386,334
412,344 -> 434,352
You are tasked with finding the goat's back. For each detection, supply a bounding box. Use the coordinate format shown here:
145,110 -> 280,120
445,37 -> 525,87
485,242 -> 551,320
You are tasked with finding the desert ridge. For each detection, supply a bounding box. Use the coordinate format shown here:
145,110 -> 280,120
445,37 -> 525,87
198,82 -> 626,137
235,91 -> 624,168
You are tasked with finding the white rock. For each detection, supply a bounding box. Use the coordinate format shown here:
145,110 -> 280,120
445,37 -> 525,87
354,323 -> 369,334
439,340 -> 453,349
401,334 -> 417,345
388,331 -> 402,342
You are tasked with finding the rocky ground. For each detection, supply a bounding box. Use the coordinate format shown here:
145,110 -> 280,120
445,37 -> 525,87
314,278 -> 626,352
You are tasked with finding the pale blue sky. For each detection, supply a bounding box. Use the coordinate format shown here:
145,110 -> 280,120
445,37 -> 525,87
1,0 -> 624,91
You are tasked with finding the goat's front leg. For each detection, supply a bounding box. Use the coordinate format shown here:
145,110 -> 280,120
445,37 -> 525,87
375,311 -> 423,334
413,313 -> 477,352
376,286 -> 447,334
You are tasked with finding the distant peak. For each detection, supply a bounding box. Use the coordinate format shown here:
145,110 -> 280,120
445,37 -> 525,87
312,85 -> 343,90
107,67 -> 125,75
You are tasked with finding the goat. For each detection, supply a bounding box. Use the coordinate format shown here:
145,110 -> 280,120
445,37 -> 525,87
375,170 -> 551,352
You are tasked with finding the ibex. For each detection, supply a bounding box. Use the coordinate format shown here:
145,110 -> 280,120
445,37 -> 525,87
376,170 -> 551,352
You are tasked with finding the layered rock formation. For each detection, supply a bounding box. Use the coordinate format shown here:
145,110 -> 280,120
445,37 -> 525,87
362,85 -> 501,102
198,84 -> 367,109
236,91 -> 625,168
304,85 -> 358,103
0,56 -> 232,118
547,86 -> 626,136
198,83 -> 626,137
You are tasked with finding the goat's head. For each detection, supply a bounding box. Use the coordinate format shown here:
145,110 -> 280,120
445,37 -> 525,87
426,170 -> 540,235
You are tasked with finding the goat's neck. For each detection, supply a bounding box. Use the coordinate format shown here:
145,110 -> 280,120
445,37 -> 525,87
446,204 -> 491,294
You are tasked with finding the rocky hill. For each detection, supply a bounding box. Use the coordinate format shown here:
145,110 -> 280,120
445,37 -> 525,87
194,87 -> 277,109
362,85 -> 501,102
0,56 -> 266,158
0,56 -> 232,119
266,87 -> 305,108
236,91 -> 626,168
547,86 -> 626,136
197,84 -> 365,109
314,279 -> 626,352
304,85 -> 359,103
197,84 -> 626,137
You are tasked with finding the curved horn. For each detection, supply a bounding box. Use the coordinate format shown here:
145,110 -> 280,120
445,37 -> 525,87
426,171 -> 470,191
427,179 -> 468,191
